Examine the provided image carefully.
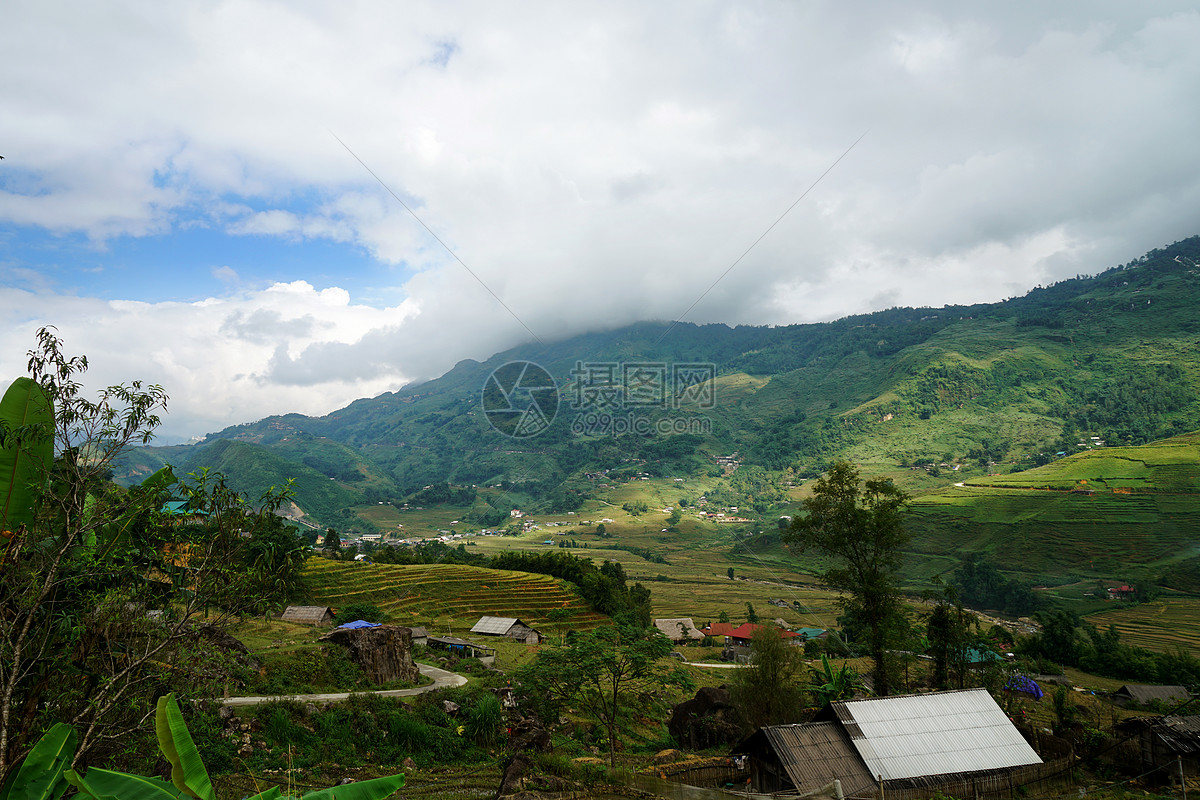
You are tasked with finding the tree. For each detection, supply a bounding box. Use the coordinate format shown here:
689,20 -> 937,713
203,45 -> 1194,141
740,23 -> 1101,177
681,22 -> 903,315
323,527 -> 341,554
727,567 -> 735,580
746,602 -> 758,624
784,461 -> 910,695
718,610 -> 730,624
807,654 -> 867,705
731,626 -> 806,730
0,328 -> 293,784
925,583 -> 974,689
515,622 -> 693,766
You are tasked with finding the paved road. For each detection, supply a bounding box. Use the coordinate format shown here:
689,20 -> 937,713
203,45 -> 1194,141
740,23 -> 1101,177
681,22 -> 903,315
682,662 -> 745,669
220,663 -> 467,707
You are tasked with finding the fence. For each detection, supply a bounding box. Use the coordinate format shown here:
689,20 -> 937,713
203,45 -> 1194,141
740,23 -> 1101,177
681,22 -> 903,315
844,758 -> 1076,800
653,758 -> 743,788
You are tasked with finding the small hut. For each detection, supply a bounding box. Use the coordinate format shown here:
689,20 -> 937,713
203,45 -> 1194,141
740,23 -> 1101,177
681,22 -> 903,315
281,606 -> 334,625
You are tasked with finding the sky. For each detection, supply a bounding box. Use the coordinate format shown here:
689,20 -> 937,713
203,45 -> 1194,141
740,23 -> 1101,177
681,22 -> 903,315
2,1 -> 1199,443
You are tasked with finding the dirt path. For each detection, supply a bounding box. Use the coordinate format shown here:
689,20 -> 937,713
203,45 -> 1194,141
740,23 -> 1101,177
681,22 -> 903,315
219,663 -> 467,707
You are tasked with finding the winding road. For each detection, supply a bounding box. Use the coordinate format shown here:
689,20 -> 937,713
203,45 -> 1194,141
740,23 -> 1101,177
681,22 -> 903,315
219,663 -> 467,707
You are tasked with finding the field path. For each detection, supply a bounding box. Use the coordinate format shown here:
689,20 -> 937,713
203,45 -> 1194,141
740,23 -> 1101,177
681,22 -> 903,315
219,663 -> 467,707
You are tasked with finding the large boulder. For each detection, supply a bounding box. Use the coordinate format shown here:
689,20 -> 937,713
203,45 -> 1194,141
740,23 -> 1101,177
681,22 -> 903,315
320,624 -> 420,685
668,686 -> 744,750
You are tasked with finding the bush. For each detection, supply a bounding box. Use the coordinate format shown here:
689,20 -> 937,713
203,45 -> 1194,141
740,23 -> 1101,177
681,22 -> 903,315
336,602 -> 387,623
465,693 -> 503,747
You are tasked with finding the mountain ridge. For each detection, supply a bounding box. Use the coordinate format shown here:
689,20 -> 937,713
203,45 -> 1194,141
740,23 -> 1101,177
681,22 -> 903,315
118,235 -> 1200,557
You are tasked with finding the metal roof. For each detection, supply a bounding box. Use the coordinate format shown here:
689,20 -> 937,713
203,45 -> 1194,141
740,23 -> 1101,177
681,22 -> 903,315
751,722 -> 878,796
1114,684 -> 1191,705
829,688 -> 1042,782
470,616 -> 522,635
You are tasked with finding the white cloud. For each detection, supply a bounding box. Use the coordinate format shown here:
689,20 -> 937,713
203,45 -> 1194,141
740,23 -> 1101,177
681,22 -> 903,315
0,282 -> 417,442
1,1 -> 1199,437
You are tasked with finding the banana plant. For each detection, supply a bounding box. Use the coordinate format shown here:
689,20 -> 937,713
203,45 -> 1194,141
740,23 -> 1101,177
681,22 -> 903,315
0,376 -> 54,544
11,694 -> 405,800
0,722 -> 76,800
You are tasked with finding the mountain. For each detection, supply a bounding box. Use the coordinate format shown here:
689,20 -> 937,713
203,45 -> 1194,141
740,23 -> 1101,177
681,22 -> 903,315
121,236 -> 1200,549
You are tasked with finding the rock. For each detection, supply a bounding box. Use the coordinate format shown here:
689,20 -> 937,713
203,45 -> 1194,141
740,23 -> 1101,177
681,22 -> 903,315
402,758 -> 417,770
218,706 -> 235,721
443,700 -> 461,715
668,686 -> 744,750
653,748 -> 683,765
337,778 -> 355,785
495,753 -> 532,797
319,625 -> 420,685
304,703 -> 318,717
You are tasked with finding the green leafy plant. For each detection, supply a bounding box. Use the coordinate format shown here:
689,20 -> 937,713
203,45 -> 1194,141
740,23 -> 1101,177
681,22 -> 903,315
8,694 -> 404,800
0,376 -> 54,540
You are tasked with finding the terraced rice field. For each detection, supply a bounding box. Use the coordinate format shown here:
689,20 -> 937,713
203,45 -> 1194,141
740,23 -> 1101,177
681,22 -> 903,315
304,558 -> 609,632
1085,598 -> 1200,654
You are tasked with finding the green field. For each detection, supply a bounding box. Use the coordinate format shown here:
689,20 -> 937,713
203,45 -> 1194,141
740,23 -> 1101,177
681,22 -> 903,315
903,431 -> 1200,584
304,558 -> 609,634
1084,598 -> 1200,654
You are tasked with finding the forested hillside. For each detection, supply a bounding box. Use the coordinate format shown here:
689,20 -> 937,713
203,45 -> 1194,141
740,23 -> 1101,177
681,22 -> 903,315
121,236 -> 1200,539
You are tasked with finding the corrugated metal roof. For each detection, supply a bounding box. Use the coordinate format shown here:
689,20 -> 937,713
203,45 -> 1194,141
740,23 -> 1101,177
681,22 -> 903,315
1115,684 -> 1191,705
471,616 -> 521,635
762,722 -> 878,796
830,688 -> 1041,781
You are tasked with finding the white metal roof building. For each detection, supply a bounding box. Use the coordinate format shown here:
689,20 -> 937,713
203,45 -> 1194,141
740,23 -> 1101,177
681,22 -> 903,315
825,688 -> 1042,782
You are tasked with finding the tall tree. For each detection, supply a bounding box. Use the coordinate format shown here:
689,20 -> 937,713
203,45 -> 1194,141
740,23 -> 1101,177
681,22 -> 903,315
515,622 -> 692,766
924,583 -> 975,690
731,626 -> 806,730
784,461 -> 910,696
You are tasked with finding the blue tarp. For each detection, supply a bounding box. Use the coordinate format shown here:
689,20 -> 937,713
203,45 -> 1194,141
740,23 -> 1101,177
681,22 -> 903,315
1005,674 -> 1044,700
337,620 -> 382,630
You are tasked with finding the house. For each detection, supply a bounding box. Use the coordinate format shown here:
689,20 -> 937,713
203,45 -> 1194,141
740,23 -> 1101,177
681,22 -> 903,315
734,721 -> 878,795
280,606 -> 334,625
727,623 -> 802,648
735,688 -> 1042,796
1116,715 -> 1200,780
470,616 -> 542,644
700,622 -> 739,640
793,627 -> 827,642
1112,684 -> 1191,708
654,618 -> 705,643
409,626 -> 428,647
427,635 -> 496,665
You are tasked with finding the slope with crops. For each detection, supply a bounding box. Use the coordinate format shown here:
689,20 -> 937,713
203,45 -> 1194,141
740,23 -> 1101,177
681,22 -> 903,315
902,430 -> 1200,584
304,558 -> 609,631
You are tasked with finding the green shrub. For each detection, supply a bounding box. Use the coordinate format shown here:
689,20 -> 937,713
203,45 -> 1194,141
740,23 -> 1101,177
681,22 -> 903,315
337,602 -> 387,623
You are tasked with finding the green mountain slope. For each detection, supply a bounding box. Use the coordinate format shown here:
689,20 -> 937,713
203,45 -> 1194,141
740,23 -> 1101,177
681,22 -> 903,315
122,236 -> 1200,560
903,430 -> 1200,584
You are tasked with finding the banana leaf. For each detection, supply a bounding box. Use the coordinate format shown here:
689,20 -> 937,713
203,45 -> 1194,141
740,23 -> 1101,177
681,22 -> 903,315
67,767 -> 173,800
0,377 -> 53,536
0,722 -> 76,800
298,774 -> 406,800
155,694 -> 215,800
